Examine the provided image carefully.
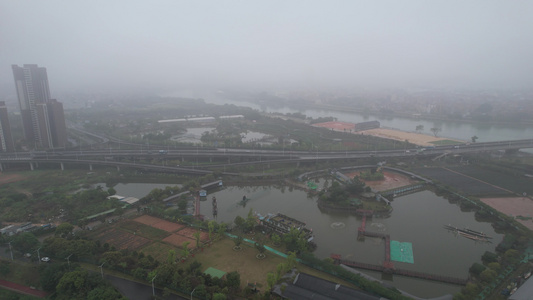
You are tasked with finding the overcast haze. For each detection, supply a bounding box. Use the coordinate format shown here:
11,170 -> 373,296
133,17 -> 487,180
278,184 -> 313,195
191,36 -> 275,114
1,0 -> 533,95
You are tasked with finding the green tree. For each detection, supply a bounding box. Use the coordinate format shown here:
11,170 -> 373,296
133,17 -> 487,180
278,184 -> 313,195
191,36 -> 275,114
415,124 -> 423,133
234,216 -> 245,231
213,293 -> 227,300
56,269 -> 100,300
41,263 -> 69,292
167,249 -> 176,264
11,232 -> 39,252
245,208 -> 256,233
87,285 -> 126,300
266,272 -> 277,291
430,127 -> 441,137
233,235 -> 243,249
226,271 -> 241,292
462,282 -> 480,298
287,251 -> 298,269
487,262 -> 501,272
480,269 -> 497,283
107,188 -> 116,196
55,223 -> 74,238
471,135 -> 478,143
193,231 -> 201,249
255,241 -> 266,258
271,233 -> 281,246
469,262 -> 486,276
181,241 -> 190,259
208,220 -> 216,241
217,223 -> 227,239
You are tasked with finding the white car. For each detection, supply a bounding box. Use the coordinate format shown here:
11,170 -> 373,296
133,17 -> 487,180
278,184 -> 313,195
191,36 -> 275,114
41,257 -> 50,262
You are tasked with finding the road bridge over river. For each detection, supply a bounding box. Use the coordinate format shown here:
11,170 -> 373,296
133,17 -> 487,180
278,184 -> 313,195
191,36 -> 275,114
1,139 -> 532,174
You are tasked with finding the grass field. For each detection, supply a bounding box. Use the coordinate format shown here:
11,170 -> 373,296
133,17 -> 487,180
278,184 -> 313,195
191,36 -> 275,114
138,242 -> 176,262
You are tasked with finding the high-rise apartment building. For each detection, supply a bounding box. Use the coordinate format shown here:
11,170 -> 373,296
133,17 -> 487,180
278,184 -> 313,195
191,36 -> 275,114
12,64 -> 67,149
0,101 -> 15,152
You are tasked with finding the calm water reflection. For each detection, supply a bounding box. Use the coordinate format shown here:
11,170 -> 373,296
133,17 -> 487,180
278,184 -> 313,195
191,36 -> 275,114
115,183 -> 502,298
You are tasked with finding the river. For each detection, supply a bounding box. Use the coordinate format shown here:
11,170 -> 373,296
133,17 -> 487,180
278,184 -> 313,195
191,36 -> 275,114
167,90 -> 533,145
114,182 -> 502,298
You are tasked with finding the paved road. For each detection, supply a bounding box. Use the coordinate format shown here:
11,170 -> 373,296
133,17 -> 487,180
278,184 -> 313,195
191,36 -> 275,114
106,275 -> 188,300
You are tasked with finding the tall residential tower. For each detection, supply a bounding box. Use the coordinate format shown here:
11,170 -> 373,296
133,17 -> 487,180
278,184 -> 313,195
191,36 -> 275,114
0,101 -> 15,152
12,64 -> 67,149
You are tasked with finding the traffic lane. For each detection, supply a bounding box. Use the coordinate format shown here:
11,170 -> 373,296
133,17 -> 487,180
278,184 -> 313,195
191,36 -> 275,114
106,274 -> 187,300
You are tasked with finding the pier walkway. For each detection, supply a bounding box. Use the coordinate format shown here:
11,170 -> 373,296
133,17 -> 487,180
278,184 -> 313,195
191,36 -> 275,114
331,255 -> 468,285
348,209 -> 468,285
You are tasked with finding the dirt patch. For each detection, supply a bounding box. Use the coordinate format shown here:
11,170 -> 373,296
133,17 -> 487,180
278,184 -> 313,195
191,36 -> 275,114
480,197 -> 533,231
361,128 -> 461,146
0,173 -> 27,186
134,215 -> 184,232
344,170 -> 417,192
313,121 -> 356,131
177,227 -> 209,242
162,234 -> 196,248
95,228 -> 152,250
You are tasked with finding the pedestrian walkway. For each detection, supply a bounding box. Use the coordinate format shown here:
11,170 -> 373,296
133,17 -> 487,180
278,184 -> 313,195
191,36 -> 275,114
0,279 -> 48,298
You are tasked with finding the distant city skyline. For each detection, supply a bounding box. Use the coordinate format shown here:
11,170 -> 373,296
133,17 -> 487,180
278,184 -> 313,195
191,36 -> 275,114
11,64 -> 67,149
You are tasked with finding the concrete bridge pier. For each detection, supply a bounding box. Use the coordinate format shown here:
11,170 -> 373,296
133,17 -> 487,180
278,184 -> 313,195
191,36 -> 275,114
29,162 -> 34,171
89,164 -> 93,171
60,163 -> 64,171
296,162 -> 300,167
0,163 -> 3,172
116,166 -> 120,172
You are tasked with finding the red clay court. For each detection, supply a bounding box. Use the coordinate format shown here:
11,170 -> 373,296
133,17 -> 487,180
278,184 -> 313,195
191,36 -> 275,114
163,234 -> 196,249
177,227 -> 209,241
313,121 -> 355,131
0,279 -> 47,298
134,215 -> 185,232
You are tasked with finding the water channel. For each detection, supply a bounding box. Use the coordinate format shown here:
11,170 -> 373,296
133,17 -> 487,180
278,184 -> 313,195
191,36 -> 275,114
113,181 -> 503,298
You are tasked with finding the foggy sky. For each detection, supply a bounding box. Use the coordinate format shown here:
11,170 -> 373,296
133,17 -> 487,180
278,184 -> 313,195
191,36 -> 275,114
1,0 -> 533,95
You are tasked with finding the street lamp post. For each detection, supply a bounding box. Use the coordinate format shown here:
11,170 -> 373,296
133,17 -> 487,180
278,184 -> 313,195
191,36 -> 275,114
152,274 -> 157,297
191,287 -> 197,300
8,242 -> 13,261
99,262 -> 105,279
36,247 -> 41,263
66,254 -> 73,270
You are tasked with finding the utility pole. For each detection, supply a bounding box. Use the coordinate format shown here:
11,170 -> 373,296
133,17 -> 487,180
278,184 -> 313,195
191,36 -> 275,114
152,274 -> 157,297
99,262 -> 106,279
8,242 -> 13,260
36,247 -> 41,263
66,254 -> 73,270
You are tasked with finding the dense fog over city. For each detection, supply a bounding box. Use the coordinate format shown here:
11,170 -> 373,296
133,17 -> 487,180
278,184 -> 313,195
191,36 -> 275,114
1,0 -> 533,96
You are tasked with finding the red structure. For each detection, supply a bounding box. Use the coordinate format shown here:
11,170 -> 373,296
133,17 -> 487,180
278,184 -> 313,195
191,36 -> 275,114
356,209 -> 394,271
334,209 -> 468,285
193,192 -> 204,220
330,254 -> 467,285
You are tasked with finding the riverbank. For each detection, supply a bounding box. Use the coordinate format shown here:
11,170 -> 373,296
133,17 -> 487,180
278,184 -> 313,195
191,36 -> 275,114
360,128 -> 463,146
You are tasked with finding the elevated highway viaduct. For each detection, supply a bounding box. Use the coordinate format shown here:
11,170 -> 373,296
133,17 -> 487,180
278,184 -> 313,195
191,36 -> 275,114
0,139 -> 532,175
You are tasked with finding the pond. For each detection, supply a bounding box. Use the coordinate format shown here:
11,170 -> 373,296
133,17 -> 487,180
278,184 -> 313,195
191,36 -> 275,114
108,181 -> 503,298
201,186 -> 501,298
